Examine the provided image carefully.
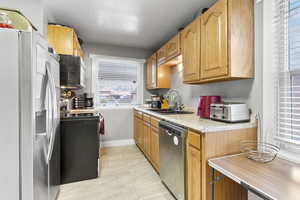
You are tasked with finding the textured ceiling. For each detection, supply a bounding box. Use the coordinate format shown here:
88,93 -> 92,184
45,0 -> 216,50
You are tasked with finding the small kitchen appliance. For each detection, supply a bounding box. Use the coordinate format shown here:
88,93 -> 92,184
197,96 -> 221,118
150,95 -> 162,109
210,103 -> 250,123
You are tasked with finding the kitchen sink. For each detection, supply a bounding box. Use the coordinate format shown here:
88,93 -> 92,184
147,109 -> 194,115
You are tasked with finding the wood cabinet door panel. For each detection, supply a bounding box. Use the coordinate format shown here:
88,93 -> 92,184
157,46 -> 166,65
134,116 -> 138,142
187,145 -> 201,200
143,122 -> 151,158
150,55 -> 157,88
146,58 -> 152,89
150,128 -> 160,171
138,118 -> 144,151
166,34 -> 181,60
146,54 -> 157,89
48,25 -> 74,55
201,0 -> 228,79
181,19 -> 200,82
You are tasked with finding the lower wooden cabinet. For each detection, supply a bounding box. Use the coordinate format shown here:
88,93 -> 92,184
133,111 -> 161,173
134,110 -> 257,200
150,127 -> 160,171
136,117 -> 144,151
134,116 -> 138,141
187,128 -> 257,200
143,121 -> 151,158
187,133 -> 201,200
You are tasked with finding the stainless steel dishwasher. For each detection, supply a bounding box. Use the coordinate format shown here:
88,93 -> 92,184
159,120 -> 187,200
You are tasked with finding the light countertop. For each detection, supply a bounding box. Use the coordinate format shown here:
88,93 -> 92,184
208,154 -> 300,200
134,106 -> 257,133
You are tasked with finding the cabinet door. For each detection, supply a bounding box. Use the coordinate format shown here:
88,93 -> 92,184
187,145 -> 201,200
137,118 -> 144,150
78,48 -> 84,58
200,0 -> 228,79
48,25 -> 74,55
146,123 -> 151,159
150,128 -> 160,172
150,55 -> 157,88
134,116 -> 138,142
143,122 -> 151,158
181,19 -> 200,82
73,33 -> 79,56
146,58 -> 152,89
157,46 -> 167,66
166,34 -> 181,60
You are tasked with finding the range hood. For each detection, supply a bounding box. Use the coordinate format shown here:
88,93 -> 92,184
59,55 -> 85,90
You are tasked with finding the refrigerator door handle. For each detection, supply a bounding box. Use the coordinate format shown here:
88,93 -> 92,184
46,63 -> 58,163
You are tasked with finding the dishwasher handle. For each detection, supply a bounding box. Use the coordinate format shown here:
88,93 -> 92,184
166,130 -> 173,136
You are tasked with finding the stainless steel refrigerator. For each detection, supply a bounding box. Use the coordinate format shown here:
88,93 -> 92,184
0,29 -> 60,200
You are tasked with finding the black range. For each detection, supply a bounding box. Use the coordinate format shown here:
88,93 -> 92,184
60,113 -> 100,184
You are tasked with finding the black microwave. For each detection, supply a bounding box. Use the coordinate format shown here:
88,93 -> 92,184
59,55 -> 86,90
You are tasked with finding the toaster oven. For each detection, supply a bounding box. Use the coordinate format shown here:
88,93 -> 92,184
210,103 -> 250,123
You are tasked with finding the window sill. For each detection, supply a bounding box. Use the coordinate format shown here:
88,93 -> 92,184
278,150 -> 300,164
95,105 -> 135,110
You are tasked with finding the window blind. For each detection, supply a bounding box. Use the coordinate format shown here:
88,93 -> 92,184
95,58 -> 139,106
275,0 -> 300,145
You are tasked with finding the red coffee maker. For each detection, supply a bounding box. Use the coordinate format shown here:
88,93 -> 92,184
197,96 -> 221,118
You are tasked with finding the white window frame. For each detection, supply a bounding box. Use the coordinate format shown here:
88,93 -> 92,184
90,54 -> 145,108
263,0 -> 300,163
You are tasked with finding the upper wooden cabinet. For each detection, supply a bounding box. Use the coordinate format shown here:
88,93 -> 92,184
181,19 -> 201,82
146,57 -> 153,89
200,0 -> 228,79
146,53 -> 171,90
146,54 -> 158,89
157,33 -> 181,67
165,34 -> 181,62
48,25 -> 84,58
182,0 -> 254,83
157,46 -> 167,66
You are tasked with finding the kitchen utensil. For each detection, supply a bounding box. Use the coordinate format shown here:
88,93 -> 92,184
197,96 -> 221,118
240,140 -> 280,163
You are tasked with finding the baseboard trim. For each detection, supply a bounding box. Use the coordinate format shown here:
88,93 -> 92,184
101,139 -> 135,148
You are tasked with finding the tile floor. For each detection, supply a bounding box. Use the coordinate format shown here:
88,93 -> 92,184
58,145 -> 175,200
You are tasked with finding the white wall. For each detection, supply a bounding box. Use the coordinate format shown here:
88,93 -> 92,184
1,0 -> 46,36
84,42 -> 152,59
165,66 -> 260,112
97,107 -> 134,145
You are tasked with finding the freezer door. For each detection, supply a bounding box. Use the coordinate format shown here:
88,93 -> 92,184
33,34 -> 59,200
47,54 -> 61,200
34,41 -> 51,200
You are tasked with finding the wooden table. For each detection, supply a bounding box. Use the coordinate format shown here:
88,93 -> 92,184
208,154 -> 300,200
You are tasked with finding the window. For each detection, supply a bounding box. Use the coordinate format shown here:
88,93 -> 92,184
94,57 -> 141,106
275,0 -> 300,149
